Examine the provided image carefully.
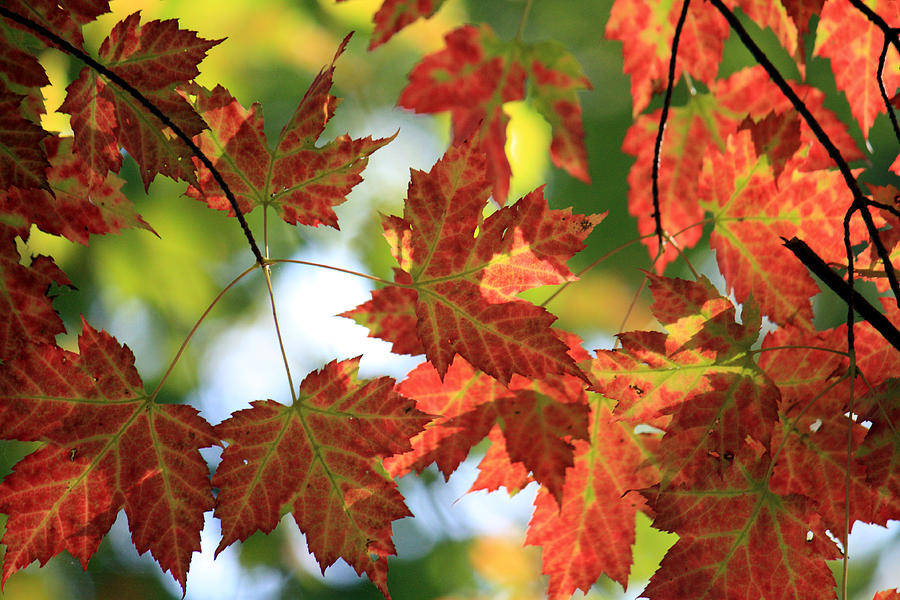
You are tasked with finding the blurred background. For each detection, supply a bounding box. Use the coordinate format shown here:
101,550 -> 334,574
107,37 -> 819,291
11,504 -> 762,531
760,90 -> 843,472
2,0 -> 898,598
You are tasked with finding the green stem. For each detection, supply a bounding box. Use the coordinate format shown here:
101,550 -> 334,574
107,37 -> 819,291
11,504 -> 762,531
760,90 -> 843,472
149,264 -> 259,402
540,218 -> 713,308
515,0 -> 535,40
268,258 -> 406,288
842,355 -> 857,600
263,264 -> 297,403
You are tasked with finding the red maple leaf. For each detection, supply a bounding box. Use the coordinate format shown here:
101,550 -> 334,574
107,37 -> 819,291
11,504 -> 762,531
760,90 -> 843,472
398,24 -> 591,204
384,345 -> 590,505
814,0 -> 900,136
590,275 -> 760,424
727,0 -> 800,61
642,451 -> 840,600
606,0 -> 728,115
623,65 -> 861,272
1,135 -> 154,244
525,396 -> 659,598
342,138 -> 603,383
2,0 -> 107,50
0,87 -> 50,191
59,12 -> 219,187
0,225 -> 70,361
212,358 -> 430,599
337,0 -> 448,49
185,35 -> 393,228
0,322 -> 217,591
698,130 -> 864,327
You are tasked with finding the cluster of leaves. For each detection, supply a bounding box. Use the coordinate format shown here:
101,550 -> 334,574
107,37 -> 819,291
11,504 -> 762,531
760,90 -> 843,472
0,0 -> 899,599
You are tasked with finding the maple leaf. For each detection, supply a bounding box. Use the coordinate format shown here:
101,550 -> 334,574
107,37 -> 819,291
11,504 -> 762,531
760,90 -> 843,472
59,11 -> 219,187
712,66 -> 863,171
1,0 -> 107,50
398,24 -> 591,204
643,451 -> 841,600
0,34 -> 50,91
343,138 -> 603,383
338,0 -> 448,50
814,0 -> 900,136
698,129 -> 864,327
606,0 -> 728,115
858,379 -> 900,528
0,322 -> 217,591
468,427 -> 532,495
781,0 -> 824,35
622,66 -> 861,271
622,95 -> 720,270
0,87 -> 50,191
590,274 -> 760,424
525,396 -> 659,598
726,0 -> 800,62
185,35 -> 393,228
0,225 -> 70,361
1,135 -> 154,244
212,358 -> 430,598
384,346 -> 590,505
593,275 -> 779,488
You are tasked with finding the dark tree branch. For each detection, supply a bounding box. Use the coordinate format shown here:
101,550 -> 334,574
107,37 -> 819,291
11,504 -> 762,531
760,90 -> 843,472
0,5 -> 266,267
783,237 -> 900,352
652,0 -> 692,249
707,0 -> 900,305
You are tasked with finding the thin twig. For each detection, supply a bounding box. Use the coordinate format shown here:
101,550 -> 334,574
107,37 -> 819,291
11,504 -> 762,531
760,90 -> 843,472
269,258 -> 403,287
652,0 -> 692,250
842,356 -> 855,600
149,264 -> 259,402
0,5 -> 266,266
515,0 -> 535,40
263,265 -> 297,403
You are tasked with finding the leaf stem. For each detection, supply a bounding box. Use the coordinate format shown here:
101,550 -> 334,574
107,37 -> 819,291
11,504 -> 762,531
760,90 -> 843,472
515,0 -> 535,40
615,268 -> 652,343
263,265 -> 297,403
0,5 -> 266,267
267,258 -> 403,287
744,344 -> 850,359
540,236 -> 644,307
662,231 -> 699,279
652,0 -> 692,249
149,264 -> 259,402
540,218 -> 714,308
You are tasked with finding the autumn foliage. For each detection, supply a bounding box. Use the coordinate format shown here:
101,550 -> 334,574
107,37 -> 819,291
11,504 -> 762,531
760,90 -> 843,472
1,0 -> 899,599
